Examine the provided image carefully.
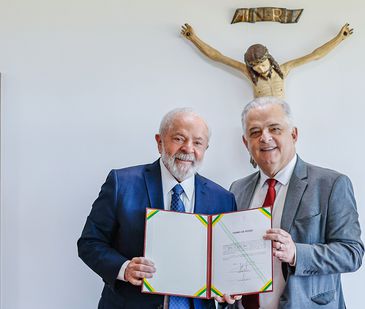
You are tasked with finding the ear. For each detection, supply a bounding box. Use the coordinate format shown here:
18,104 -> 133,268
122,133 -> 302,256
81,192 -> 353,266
242,135 -> 249,150
291,127 -> 298,142
155,134 -> 162,154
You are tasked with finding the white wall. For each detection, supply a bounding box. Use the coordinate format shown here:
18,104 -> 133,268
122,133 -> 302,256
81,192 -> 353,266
1,0 -> 364,308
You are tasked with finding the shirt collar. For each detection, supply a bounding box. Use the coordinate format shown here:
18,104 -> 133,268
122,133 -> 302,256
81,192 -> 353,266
258,154 -> 297,188
159,159 -> 195,201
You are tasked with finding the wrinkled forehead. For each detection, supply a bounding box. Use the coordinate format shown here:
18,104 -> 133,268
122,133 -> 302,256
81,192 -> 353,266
245,104 -> 290,128
168,113 -> 210,139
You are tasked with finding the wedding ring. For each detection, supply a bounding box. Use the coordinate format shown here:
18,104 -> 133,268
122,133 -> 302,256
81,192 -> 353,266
280,243 -> 284,250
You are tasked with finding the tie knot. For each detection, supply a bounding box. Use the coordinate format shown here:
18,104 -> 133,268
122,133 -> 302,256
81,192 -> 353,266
172,184 -> 184,196
266,178 -> 277,188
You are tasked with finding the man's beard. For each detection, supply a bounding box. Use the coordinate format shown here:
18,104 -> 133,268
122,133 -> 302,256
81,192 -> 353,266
161,148 -> 202,182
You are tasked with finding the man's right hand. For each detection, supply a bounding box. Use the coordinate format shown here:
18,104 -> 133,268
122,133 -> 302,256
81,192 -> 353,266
215,294 -> 242,305
124,257 -> 156,286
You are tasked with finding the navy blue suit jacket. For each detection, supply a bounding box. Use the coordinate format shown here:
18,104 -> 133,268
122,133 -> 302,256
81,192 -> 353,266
78,160 -> 236,309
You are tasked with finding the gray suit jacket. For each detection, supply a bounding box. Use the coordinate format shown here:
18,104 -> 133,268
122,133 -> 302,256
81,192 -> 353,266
230,157 -> 364,309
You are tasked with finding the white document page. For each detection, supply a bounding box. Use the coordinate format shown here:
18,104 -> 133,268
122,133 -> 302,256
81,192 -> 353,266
143,209 -> 209,298
211,207 -> 272,296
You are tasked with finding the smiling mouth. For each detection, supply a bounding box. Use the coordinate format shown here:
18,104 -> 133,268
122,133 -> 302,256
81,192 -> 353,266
260,146 -> 277,152
176,158 -> 193,163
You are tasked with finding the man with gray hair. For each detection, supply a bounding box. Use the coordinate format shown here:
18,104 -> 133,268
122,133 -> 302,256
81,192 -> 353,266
78,108 -> 238,308
230,97 -> 363,308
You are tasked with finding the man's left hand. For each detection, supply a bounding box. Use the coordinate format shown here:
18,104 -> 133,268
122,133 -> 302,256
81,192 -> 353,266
263,228 -> 296,265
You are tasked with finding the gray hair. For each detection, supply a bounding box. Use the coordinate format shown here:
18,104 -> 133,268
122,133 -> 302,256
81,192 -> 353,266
241,96 -> 294,134
159,107 -> 211,140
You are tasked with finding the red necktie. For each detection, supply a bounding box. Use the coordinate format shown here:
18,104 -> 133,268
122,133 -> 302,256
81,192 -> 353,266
242,178 -> 277,309
262,179 -> 277,208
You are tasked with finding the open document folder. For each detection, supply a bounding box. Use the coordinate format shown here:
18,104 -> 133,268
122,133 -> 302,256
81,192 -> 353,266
142,207 -> 273,298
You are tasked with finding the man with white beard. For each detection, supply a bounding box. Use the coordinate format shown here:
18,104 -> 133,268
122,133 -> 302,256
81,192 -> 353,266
78,108 -> 238,309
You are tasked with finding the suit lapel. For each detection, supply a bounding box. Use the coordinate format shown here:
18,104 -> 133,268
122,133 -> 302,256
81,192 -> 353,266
243,173 -> 260,210
234,172 -> 260,211
194,174 -> 207,214
143,159 -> 164,210
280,157 -> 308,232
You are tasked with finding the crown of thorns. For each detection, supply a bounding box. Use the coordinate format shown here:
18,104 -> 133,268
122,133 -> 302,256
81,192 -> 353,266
246,50 -> 269,67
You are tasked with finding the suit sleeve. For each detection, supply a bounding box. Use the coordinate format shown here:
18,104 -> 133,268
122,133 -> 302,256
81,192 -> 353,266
77,170 -> 127,288
293,175 -> 364,276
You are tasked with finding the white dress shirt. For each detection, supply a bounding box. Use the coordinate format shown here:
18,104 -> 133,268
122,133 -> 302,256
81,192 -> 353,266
160,159 -> 195,213
240,155 -> 297,309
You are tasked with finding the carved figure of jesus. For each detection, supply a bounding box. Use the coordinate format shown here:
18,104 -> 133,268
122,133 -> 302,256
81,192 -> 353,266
181,23 -> 353,98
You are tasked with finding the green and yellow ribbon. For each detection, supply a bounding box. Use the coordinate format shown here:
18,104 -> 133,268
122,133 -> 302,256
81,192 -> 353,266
143,279 -> 155,292
146,209 -> 159,220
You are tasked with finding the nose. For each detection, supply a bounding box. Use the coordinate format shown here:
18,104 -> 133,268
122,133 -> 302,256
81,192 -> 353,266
181,140 -> 194,153
260,130 -> 272,143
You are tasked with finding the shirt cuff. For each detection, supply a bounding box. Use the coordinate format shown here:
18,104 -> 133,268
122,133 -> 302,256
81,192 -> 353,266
289,244 -> 297,266
117,260 -> 130,281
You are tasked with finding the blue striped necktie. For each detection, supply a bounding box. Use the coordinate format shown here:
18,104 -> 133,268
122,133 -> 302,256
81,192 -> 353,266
169,184 -> 191,309
170,184 -> 186,212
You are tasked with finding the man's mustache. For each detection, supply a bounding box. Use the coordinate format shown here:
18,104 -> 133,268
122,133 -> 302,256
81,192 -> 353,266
174,153 -> 195,163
